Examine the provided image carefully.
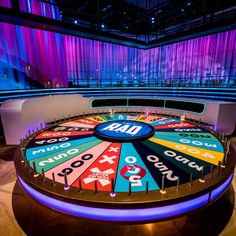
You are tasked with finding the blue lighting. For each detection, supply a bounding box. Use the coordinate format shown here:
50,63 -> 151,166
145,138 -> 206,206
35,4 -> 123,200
18,176 -> 209,222
1,88 -> 236,105
18,174 -> 233,222
74,20 -> 78,24
210,174 -> 233,201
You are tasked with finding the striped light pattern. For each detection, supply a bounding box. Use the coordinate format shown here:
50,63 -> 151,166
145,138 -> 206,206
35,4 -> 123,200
0,22 -> 67,89
20,0 -> 60,20
148,32 -> 236,84
0,21 -> 235,90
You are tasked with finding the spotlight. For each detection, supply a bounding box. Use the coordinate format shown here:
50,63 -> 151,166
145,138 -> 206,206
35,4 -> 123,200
101,24 -> 105,28
74,20 -> 78,24
151,17 -> 154,20
27,65 -> 31,70
187,2 -> 191,6
181,8 -> 184,12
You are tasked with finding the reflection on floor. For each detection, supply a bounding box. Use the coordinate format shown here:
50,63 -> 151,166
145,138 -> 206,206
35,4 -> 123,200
0,136 -> 236,236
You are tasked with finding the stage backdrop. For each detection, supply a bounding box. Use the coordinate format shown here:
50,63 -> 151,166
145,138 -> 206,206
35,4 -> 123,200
0,22 -> 235,90
20,0 -> 60,20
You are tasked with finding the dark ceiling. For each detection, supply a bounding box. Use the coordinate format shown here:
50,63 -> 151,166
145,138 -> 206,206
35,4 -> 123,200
57,0 -> 236,44
0,0 -> 235,48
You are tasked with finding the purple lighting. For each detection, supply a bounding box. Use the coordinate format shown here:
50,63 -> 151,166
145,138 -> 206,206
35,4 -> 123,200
18,174 -> 233,222
0,0 -> 11,8
0,22 -> 68,90
110,192 -> 116,197
0,20 -> 235,90
64,186 -> 70,191
20,0 -> 61,20
210,174 -> 233,201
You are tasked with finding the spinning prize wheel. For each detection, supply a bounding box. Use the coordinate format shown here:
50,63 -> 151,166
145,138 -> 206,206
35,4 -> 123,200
15,112 -> 235,222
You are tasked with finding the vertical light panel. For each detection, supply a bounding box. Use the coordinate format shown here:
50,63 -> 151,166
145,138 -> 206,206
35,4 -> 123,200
20,0 -> 60,20
148,30 -> 236,85
0,20 -> 235,90
0,22 -> 67,90
64,30 -> 236,87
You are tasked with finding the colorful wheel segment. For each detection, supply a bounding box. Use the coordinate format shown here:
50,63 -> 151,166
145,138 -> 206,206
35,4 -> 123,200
25,113 -> 225,193
16,112 -> 236,222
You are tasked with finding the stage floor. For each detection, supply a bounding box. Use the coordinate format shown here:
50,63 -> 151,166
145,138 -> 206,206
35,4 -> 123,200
0,136 -> 236,235
14,112 -> 235,222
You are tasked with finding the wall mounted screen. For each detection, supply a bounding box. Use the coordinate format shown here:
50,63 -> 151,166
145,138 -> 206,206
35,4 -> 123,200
165,100 -> 205,113
128,99 -> 164,107
91,99 -> 127,108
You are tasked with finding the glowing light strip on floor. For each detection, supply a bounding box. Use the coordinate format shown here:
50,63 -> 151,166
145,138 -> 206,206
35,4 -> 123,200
210,174 -> 233,201
18,174 -> 233,222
